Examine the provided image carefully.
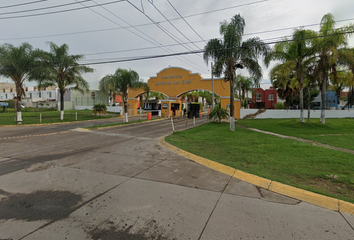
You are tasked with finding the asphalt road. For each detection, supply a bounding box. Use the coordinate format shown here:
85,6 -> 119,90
0,116 -> 353,240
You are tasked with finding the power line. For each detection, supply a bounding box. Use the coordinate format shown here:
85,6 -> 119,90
0,0 -> 125,20
0,0 -> 48,9
0,0 -> 92,15
167,0 -> 207,44
0,0 -> 271,37
125,0 -> 208,72
148,1 -> 202,51
78,30 -> 354,66
86,0 -> 207,73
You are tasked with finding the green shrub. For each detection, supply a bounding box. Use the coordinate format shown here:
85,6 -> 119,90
93,103 -> 107,116
275,102 -> 285,109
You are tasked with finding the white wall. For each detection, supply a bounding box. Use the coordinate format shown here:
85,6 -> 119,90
75,105 -> 123,114
240,109 -> 354,119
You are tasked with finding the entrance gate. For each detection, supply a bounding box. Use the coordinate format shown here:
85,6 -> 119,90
127,67 -> 240,118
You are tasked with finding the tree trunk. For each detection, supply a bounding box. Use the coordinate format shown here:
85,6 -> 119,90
230,74 -> 235,132
60,89 -> 65,120
299,76 -> 304,123
320,78 -> 326,124
307,86 -> 311,122
16,98 -> 22,124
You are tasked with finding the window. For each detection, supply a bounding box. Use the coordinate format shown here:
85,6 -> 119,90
48,92 -> 52,98
29,93 -> 32,99
256,93 -> 261,102
39,92 -> 42,98
5,94 -> 7,99
2,89 -> 5,93
10,88 -> 13,92
268,94 -> 274,101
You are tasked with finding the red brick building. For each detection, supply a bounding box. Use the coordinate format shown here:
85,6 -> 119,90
249,87 -> 277,109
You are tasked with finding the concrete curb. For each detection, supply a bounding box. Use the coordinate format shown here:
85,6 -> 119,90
158,135 -> 354,215
87,117 -> 165,130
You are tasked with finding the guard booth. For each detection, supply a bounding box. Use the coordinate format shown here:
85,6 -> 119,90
187,103 -> 200,118
161,99 -> 182,117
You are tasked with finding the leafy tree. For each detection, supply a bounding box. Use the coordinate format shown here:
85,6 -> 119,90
235,74 -> 253,108
204,14 -> 269,131
265,28 -> 316,123
101,68 -> 147,122
312,13 -> 354,124
37,42 -> 93,120
99,75 -> 117,106
269,63 -> 298,110
208,103 -> 229,123
92,103 -> 107,116
0,43 -> 39,124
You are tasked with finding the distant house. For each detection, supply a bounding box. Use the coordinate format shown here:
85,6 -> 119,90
249,87 -> 277,109
312,91 -> 338,109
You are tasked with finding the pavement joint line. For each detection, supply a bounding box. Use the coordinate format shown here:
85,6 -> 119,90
197,170 -> 235,240
340,212 -> 354,231
84,118 -> 166,130
0,131 -> 69,140
158,135 -> 354,216
18,157 -> 166,240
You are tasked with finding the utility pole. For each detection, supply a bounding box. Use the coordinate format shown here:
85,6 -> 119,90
211,62 -> 214,108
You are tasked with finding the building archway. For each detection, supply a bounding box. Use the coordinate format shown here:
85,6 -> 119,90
128,67 -> 240,118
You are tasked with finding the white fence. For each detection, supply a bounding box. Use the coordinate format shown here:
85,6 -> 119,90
75,105 -> 123,114
240,109 -> 354,119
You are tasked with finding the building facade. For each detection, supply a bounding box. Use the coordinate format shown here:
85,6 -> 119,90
250,87 -> 277,109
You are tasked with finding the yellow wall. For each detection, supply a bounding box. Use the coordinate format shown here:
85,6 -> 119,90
127,67 -> 241,119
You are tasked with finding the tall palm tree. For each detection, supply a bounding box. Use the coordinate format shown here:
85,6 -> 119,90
204,14 -> 269,131
0,43 -> 39,124
265,28 -> 316,123
37,42 -> 93,120
312,13 -> 354,124
338,47 -> 354,108
102,68 -> 147,122
269,63 -> 298,110
99,75 -> 117,106
236,74 -> 253,108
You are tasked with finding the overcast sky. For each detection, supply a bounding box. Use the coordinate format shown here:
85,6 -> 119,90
0,0 -> 353,90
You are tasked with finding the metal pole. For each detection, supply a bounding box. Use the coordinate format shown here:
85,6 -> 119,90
211,62 -> 215,108
171,117 -> 175,132
193,116 -> 195,126
40,113 -> 42,124
76,112 -> 77,121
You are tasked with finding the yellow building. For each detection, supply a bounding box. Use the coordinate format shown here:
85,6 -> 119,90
128,67 -> 240,119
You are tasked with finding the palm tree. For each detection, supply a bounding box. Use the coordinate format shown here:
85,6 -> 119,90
208,103 -> 229,123
269,63 -> 299,110
236,74 -> 253,108
0,43 -> 39,124
265,28 -> 316,123
312,13 -> 354,124
150,92 -> 166,103
99,75 -> 116,106
204,14 -> 269,131
37,42 -> 93,120
102,68 -> 147,122
338,47 -> 354,109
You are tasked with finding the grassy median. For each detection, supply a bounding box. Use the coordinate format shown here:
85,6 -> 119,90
165,122 -> 354,203
0,109 -> 120,125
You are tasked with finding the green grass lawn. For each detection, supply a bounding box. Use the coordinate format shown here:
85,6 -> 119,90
165,122 -> 354,203
237,118 -> 354,151
0,109 -> 120,125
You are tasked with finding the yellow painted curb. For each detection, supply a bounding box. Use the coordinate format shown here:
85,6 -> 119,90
158,135 -> 354,215
268,181 -> 339,211
158,136 -> 235,177
339,200 -> 354,215
233,170 -> 271,189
